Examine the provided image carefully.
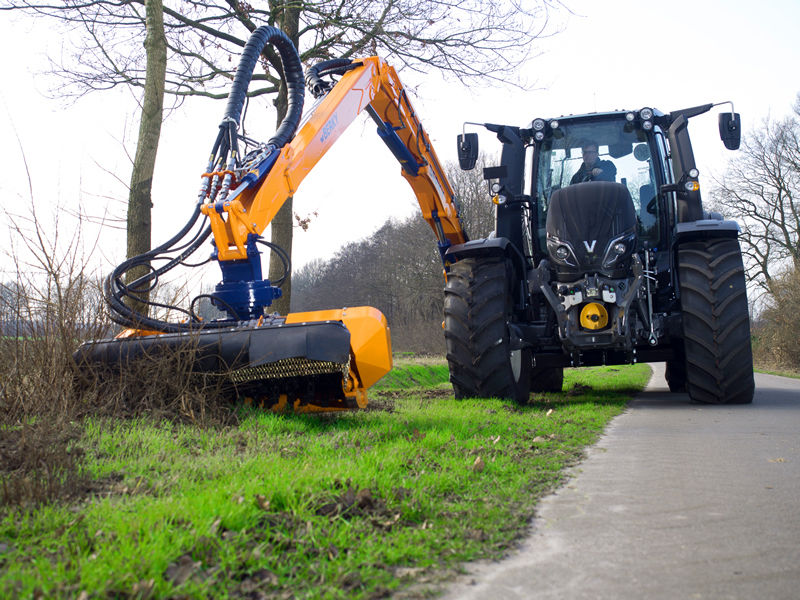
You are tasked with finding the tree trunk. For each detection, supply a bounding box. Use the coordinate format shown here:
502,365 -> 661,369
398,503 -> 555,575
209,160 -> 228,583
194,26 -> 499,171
124,0 -> 167,316
268,4 -> 300,315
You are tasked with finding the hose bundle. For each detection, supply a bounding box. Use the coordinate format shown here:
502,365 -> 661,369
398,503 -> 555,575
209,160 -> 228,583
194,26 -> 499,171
105,26 -> 305,333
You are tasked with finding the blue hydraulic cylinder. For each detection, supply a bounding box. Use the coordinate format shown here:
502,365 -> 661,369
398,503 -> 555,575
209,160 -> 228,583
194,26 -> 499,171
374,121 -> 421,177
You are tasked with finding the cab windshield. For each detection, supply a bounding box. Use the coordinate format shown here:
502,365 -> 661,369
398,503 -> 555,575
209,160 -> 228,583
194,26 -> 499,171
533,118 -> 661,248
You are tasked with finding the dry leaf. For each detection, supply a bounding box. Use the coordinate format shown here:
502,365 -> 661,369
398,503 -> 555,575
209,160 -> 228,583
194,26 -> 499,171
768,457 -> 786,463
546,409 -> 554,416
380,513 -> 401,528
209,517 -> 222,535
164,554 -> 200,586
131,579 -> 155,599
472,456 -> 485,472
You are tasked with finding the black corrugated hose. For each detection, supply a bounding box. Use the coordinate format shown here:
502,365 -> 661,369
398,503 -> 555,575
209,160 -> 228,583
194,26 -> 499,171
305,58 -> 356,99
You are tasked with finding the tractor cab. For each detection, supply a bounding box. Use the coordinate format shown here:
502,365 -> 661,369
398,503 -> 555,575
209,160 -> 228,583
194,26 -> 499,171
527,110 -> 669,263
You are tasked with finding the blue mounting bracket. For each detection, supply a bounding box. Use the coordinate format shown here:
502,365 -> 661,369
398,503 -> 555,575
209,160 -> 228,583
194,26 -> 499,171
212,234 -> 281,320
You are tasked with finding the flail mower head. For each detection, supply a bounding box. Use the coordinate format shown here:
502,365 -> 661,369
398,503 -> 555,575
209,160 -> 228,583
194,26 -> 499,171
74,27 -> 392,411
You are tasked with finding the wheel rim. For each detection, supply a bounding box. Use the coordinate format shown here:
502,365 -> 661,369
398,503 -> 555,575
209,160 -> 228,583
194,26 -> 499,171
510,349 -> 522,382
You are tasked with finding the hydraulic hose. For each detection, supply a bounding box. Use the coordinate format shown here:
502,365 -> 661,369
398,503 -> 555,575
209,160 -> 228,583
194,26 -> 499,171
305,58 -> 355,99
224,25 -> 305,147
105,26 -> 306,333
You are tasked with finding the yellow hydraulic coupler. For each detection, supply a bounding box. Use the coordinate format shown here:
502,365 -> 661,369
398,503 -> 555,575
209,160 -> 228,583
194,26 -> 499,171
580,302 -> 609,330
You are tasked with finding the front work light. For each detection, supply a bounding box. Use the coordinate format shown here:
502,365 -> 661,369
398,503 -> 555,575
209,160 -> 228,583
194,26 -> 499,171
555,245 -> 570,260
685,181 -> 700,192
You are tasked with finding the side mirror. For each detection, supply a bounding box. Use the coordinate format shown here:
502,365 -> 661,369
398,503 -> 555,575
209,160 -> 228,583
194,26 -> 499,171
457,133 -> 479,170
718,112 -> 741,150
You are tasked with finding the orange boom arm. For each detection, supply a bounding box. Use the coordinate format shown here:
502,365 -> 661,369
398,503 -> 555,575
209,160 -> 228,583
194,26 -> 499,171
93,30 -> 470,411
200,56 -> 467,262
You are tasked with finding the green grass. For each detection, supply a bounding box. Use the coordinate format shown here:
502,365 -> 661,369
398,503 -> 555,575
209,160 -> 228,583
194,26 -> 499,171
373,359 -> 450,390
755,367 -> 800,380
0,362 -> 651,599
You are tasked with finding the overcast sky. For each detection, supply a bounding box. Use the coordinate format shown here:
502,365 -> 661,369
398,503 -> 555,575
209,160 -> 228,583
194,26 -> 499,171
1,0 -> 798,281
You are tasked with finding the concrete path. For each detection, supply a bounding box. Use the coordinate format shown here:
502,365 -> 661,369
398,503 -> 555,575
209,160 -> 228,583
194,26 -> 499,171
443,364 -> 800,600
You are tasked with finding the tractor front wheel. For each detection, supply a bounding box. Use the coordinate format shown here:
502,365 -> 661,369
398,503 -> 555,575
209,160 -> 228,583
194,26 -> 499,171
444,257 -> 532,404
665,360 -> 687,393
677,239 -> 754,404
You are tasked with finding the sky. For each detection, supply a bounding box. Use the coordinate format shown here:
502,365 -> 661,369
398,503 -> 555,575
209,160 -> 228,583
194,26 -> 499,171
1,0 -> 799,286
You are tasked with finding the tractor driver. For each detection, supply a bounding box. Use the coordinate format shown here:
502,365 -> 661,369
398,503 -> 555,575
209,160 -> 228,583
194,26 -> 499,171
570,142 -> 617,184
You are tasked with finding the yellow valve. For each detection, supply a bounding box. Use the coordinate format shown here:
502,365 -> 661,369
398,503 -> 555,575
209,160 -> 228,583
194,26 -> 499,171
580,302 -> 609,330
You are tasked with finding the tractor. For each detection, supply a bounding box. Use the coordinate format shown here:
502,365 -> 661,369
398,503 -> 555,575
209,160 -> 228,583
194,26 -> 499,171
447,105 -> 754,404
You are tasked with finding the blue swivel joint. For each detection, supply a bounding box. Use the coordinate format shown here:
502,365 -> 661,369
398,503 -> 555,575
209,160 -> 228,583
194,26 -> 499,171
212,234 -> 282,321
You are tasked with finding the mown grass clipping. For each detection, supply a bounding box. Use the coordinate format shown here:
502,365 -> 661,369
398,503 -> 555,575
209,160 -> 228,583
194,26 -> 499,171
0,361 -> 650,599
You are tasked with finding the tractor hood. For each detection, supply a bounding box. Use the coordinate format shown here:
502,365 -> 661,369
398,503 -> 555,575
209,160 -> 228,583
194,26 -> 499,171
545,181 -> 637,280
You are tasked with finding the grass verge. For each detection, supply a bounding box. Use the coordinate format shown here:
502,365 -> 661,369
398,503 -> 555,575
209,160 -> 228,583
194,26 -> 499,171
1,362 -> 650,599
754,368 -> 800,380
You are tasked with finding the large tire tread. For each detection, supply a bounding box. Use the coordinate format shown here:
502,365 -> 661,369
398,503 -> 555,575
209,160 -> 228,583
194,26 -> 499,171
444,257 -> 530,403
678,239 -> 754,404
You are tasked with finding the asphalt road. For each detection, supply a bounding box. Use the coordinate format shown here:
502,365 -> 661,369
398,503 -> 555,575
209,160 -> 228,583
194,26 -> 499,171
443,364 -> 800,600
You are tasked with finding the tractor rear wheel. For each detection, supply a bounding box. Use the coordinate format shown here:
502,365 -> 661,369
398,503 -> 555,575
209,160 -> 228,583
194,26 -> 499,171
444,257 -> 531,404
665,343 -> 687,392
531,365 -> 564,393
677,239 -> 754,404
665,359 -> 687,393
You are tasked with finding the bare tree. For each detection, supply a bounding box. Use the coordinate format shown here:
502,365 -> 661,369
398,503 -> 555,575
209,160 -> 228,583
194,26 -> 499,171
125,0 -> 166,314
446,154 -> 496,239
713,96 -> 800,296
2,0 -> 566,313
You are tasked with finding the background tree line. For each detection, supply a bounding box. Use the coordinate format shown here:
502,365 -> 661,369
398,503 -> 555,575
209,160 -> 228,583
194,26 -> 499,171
291,160 -> 494,353
713,94 -> 800,371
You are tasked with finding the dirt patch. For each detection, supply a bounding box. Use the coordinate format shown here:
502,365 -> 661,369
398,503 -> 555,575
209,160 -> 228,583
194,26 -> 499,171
315,486 -> 389,520
365,394 -> 397,412
565,383 -> 593,397
415,388 -> 453,399
0,419 -> 87,510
